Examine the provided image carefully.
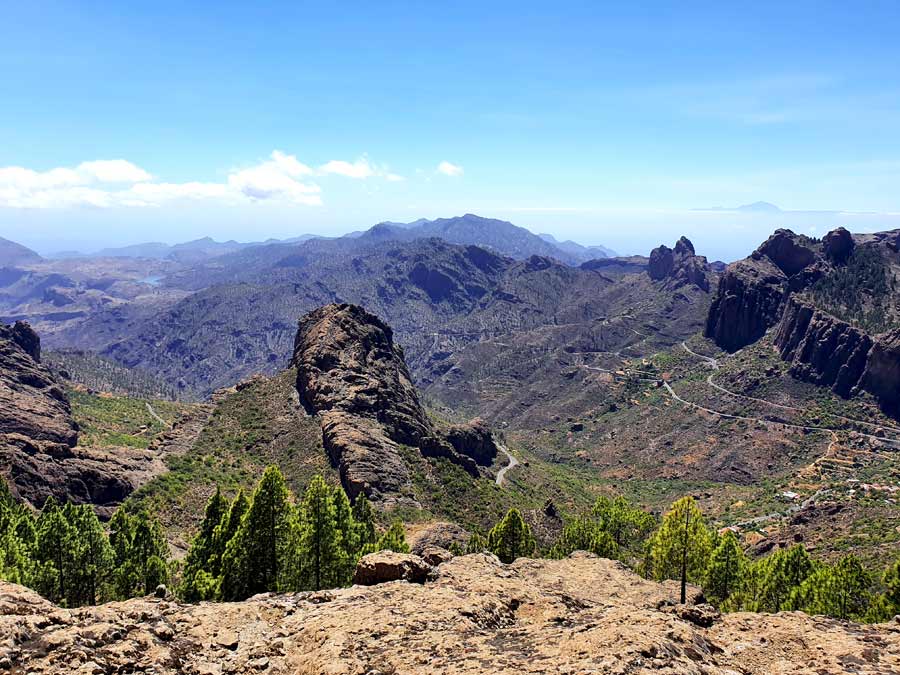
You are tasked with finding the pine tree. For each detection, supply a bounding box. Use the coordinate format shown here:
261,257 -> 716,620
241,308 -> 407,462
791,554 -> 873,621
351,495 -> 377,548
297,475 -> 343,591
331,484 -> 359,584
593,495 -> 656,550
35,498 -> 75,604
704,530 -> 747,606
487,508 -> 535,564
181,487 -> 229,601
210,489 -> 249,577
646,496 -> 711,604
221,466 -> 293,600
549,515 -> 617,559
466,532 -> 488,554
758,544 -> 816,613
68,505 -> 114,605
376,520 -> 410,554
130,510 -> 169,595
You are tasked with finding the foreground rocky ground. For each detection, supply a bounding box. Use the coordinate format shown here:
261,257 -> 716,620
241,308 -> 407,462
2,552 -> 898,674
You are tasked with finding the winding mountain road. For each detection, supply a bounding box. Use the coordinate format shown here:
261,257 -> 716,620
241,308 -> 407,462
495,444 -> 519,486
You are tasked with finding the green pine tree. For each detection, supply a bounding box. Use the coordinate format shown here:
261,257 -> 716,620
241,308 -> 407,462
351,495 -> 377,548
704,530 -> 748,606
130,510 -> 169,595
758,544 -> 817,613
181,486 -> 229,601
646,496 -> 711,604
593,495 -> 656,550
68,505 -> 114,605
465,532 -> 488,554
331,484 -> 359,584
487,508 -> 535,564
35,498 -> 75,604
549,515 -> 617,559
297,475 -> 343,591
220,466 -> 294,600
376,520 -> 410,554
791,554 -> 873,621
210,489 -> 249,577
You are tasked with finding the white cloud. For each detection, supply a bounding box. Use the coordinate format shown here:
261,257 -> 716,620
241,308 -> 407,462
77,159 -> 153,183
437,161 -> 464,177
0,150 -> 408,210
319,158 -> 375,179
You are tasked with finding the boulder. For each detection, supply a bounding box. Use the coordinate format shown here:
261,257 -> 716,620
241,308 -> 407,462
678,603 -> 720,627
352,552 -> 432,585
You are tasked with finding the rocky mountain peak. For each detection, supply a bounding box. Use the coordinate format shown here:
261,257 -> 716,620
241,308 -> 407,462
753,228 -> 818,276
292,303 -> 496,502
648,237 -> 710,291
823,226 -> 854,264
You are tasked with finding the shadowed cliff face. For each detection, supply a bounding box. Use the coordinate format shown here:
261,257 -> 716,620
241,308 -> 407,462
705,229 -> 823,352
708,227 -> 900,418
292,303 -> 494,503
0,321 -> 77,448
648,236 -> 711,292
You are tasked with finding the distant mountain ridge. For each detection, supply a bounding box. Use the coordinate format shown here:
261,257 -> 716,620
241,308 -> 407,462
41,214 -> 614,267
0,236 -> 42,266
361,214 -> 612,264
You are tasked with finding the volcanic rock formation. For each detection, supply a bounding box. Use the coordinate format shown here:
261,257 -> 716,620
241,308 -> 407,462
2,552 -> 897,674
648,236 -> 711,291
292,303 -> 490,502
706,229 -> 823,352
0,321 -> 197,515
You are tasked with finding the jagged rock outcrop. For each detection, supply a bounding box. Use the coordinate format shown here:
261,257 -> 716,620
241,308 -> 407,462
292,303 -> 479,502
2,553 -> 898,674
706,229 -> 823,352
445,417 -> 498,465
648,236 -> 710,291
775,296 -> 873,397
823,226 -> 854,264
0,321 -> 208,515
0,321 -> 77,448
859,329 -> 900,417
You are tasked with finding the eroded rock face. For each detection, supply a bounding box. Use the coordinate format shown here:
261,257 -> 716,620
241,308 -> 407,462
292,303 -> 479,502
648,237 -> 711,292
859,329 -> 900,417
0,321 -> 77,448
445,417 -> 498,466
823,226 -> 854,264
2,554 -> 897,674
352,551 -> 433,585
706,230 -> 827,353
705,257 -> 788,352
775,297 -> 873,397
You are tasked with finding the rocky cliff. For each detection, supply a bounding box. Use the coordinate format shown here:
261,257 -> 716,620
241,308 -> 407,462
0,321 -> 193,515
774,296 -> 873,397
705,229 -> 824,352
292,304 -> 495,502
648,236 -> 711,291
2,552 -> 897,674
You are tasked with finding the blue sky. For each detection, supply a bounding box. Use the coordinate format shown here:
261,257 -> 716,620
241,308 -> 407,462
3,1 -> 900,260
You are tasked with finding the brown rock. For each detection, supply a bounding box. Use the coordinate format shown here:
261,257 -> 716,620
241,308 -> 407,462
418,546 -> 454,567
823,227 -> 854,264
292,303 -> 479,502
409,521 -> 470,554
3,555 -> 898,674
352,551 -> 432,585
